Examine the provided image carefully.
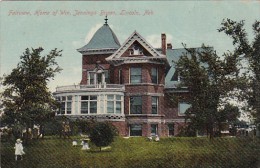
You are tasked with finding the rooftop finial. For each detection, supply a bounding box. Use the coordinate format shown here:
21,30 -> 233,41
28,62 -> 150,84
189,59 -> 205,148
104,15 -> 108,25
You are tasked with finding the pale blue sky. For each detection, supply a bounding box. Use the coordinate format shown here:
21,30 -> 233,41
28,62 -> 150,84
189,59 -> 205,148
1,1 -> 259,92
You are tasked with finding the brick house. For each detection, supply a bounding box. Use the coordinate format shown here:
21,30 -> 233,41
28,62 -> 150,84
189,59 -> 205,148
54,19 -> 191,137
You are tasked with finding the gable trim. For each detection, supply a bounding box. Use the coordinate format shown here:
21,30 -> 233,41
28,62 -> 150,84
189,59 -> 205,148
106,31 -> 168,64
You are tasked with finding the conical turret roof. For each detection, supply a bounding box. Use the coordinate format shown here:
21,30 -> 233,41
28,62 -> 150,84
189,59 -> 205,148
77,23 -> 120,54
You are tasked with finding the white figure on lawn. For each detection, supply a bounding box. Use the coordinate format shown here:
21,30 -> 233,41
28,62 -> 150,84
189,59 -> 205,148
72,140 -> 77,147
14,139 -> 25,161
155,135 -> 160,142
81,139 -> 90,150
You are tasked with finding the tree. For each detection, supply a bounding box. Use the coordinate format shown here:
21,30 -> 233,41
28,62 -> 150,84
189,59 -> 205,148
218,19 -> 260,123
89,122 -> 118,151
216,104 -> 240,135
174,45 -> 240,139
1,47 -> 62,141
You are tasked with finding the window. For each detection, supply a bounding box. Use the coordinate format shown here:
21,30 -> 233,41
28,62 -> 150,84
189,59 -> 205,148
130,96 -> 142,114
106,95 -> 122,114
90,96 -> 97,114
58,96 -> 72,114
89,72 -> 95,84
105,70 -> 109,84
107,95 -> 114,114
66,102 -> 72,114
81,96 -> 89,114
97,73 -> 102,84
179,102 -> 191,115
88,70 -> 109,85
130,68 -> 142,84
171,70 -> 183,82
90,102 -> 97,113
130,124 -> 142,136
80,95 -> 97,114
152,97 -> 158,114
151,124 -> 158,136
168,124 -> 174,136
151,68 -> 158,84
116,95 -> 122,114
66,96 -> 72,114
61,102 -> 65,114
119,69 -> 123,84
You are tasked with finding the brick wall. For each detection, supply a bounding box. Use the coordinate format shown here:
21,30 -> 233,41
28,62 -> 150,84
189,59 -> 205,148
80,54 -> 112,85
111,121 -> 127,136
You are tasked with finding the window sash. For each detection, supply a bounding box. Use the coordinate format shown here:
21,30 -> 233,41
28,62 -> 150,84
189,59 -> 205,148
130,125 -> 142,136
61,102 -> 65,114
130,68 -> 142,84
151,68 -> 158,84
81,102 -> 88,114
90,101 -> 97,113
152,97 -> 158,114
89,72 -> 95,84
107,101 -> 114,113
151,124 -> 158,136
116,102 -> 121,114
66,102 -> 72,114
130,96 -> 142,114
105,70 -> 109,84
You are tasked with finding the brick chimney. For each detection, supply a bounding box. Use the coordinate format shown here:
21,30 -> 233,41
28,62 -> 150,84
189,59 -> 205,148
161,33 -> 166,55
167,43 -> 172,49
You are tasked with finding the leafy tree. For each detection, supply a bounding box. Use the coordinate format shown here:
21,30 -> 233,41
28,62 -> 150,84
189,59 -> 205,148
216,104 -> 240,135
174,45 -> 240,139
1,47 -> 62,141
89,122 -> 118,151
219,19 -> 260,123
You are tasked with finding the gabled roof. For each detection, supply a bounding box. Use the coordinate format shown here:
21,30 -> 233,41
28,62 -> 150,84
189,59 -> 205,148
77,24 -> 120,55
106,31 -> 169,66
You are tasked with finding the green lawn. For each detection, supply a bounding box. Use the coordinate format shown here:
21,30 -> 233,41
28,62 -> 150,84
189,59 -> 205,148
1,136 -> 259,168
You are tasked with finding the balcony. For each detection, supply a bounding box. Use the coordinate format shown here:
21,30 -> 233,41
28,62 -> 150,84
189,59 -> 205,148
55,84 -> 125,93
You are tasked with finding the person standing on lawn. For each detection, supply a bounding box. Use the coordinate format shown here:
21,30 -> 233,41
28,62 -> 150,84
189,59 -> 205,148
63,122 -> 71,138
14,139 -> 25,161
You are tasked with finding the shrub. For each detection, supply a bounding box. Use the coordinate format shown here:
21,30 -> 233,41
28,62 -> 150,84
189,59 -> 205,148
89,121 -> 118,151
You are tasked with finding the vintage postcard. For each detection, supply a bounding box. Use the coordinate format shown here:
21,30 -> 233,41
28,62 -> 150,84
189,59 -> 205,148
1,1 -> 260,168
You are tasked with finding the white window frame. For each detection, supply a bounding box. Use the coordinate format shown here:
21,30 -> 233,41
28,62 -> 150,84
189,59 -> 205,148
106,95 -> 123,114
80,95 -> 98,114
58,96 -> 72,115
87,70 -> 109,85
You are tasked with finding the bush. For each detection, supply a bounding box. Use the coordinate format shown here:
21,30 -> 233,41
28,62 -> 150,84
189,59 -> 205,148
89,121 -> 118,151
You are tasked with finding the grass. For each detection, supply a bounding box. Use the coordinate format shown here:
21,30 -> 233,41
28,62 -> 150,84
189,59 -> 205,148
1,136 -> 260,168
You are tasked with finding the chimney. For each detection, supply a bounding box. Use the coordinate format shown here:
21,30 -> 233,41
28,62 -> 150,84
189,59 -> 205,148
167,43 -> 172,49
161,33 -> 166,55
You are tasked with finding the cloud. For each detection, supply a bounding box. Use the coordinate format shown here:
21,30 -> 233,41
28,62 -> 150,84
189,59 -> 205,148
85,23 -> 103,44
72,40 -> 84,48
146,34 -> 173,48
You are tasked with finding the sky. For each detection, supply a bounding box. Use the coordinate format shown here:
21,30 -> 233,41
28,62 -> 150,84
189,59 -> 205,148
0,1 -> 260,92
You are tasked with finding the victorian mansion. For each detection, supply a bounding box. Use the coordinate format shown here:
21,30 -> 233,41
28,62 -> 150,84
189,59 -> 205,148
54,18 -> 191,137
